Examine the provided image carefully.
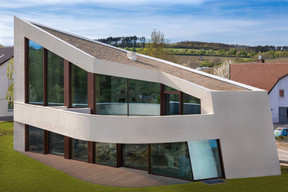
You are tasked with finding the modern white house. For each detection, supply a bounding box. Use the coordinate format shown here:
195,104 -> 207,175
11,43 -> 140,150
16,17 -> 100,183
13,17 -> 280,182
230,62 -> 288,124
0,46 -> 13,120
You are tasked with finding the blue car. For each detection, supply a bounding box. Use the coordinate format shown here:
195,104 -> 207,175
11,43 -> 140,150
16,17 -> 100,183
274,127 -> 288,137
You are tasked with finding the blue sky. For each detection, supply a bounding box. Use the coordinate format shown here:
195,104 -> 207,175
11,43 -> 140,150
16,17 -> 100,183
1,0 -> 288,46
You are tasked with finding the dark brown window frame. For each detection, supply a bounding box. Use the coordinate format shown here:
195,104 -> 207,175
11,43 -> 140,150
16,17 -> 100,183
279,89 -> 284,97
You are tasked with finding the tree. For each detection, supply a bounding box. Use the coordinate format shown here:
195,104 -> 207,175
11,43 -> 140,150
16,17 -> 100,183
212,60 -> 231,79
139,29 -> 175,62
6,58 -> 14,108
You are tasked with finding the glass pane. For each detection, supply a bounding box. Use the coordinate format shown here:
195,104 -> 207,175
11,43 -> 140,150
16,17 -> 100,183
164,86 -> 178,92
71,139 -> 88,162
95,143 -> 117,167
48,132 -> 64,155
28,126 -> 44,153
188,139 -> 223,180
28,40 -> 43,105
96,75 -> 127,115
71,64 -> 87,108
165,94 -> 179,115
151,142 -> 192,180
129,79 -> 160,116
47,51 -> 64,106
123,144 -> 148,170
183,93 -> 201,115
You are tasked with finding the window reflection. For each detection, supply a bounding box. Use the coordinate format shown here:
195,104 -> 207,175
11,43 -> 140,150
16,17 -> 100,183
28,40 -> 43,104
96,75 -> 127,115
151,142 -> 193,180
49,132 -> 64,156
71,139 -> 88,162
188,139 -> 223,180
129,79 -> 160,116
183,93 -> 200,115
123,144 -> 148,170
95,143 -> 117,166
71,64 -> 87,107
28,126 -> 44,153
47,51 -> 64,106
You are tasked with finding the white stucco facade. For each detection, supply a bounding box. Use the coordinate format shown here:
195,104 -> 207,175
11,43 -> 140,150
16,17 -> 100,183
269,75 -> 288,123
0,60 -> 13,118
13,17 -> 281,180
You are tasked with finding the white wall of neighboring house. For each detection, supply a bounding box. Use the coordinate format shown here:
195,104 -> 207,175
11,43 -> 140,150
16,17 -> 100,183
0,60 -> 13,118
269,75 -> 288,123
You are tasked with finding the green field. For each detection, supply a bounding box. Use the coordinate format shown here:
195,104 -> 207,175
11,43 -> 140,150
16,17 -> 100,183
0,121 -> 287,192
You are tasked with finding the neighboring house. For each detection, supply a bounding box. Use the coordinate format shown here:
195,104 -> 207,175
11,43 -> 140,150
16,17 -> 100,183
14,17 -> 280,182
230,62 -> 288,124
0,46 -> 13,120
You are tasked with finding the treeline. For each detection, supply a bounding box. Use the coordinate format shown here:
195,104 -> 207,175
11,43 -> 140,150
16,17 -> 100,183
170,41 -> 288,52
96,36 -> 146,47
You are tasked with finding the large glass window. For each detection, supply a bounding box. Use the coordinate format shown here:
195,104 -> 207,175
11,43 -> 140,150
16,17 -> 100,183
95,75 -> 127,115
71,64 -> 87,108
165,94 -> 180,115
183,93 -> 200,115
150,142 -> 193,180
95,143 -> 117,167
47,51 -> 64,106
123,144 -> 148,170
28,126 -> 44,153
129,79 -> 160,116
48,132 -> 64,156
188,140 -> 223,180
71,139 -> 88,162
28,40 -> 43,104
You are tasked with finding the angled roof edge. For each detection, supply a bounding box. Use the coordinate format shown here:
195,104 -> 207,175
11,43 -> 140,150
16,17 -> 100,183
19,17 -> 257,91
17,17 -> 96,63
137,53 -> 262,92
268,73 -> 288,94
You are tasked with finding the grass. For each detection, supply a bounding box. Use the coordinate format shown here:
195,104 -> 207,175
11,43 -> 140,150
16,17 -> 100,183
1,121 -> 288,192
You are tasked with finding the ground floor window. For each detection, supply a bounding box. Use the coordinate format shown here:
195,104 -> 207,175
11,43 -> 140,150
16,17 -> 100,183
49,132 -> 64,156
150,142 -> 193,180
95,142 -> 117,166
71,139 -> 88,162
188,140 -> 223,180
25,125 -> 223,181
123,144 -> 148,170
28,126 -> 44,153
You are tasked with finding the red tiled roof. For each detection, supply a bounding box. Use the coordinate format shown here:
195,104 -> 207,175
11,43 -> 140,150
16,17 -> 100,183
230,63 -> 288,92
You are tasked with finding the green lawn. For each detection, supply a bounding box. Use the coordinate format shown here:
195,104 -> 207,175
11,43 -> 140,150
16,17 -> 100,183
0,121 -> 287,192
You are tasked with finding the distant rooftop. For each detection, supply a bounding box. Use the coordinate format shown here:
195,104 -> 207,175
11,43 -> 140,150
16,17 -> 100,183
34,24 -> 247,91
230,62 -> 288,92
0,47 -> 13,65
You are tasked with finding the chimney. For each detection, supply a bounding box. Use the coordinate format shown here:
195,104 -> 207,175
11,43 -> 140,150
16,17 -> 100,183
257,55 -> 265,63
127,51 -> 136,61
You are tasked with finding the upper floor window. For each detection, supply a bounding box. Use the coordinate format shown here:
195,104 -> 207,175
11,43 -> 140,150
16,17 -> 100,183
279,89 -> 284,97
28,40 -> 43,105
71,64 -> 87,108
47,51 -> 64,106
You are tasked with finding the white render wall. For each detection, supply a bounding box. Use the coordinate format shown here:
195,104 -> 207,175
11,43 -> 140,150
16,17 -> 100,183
14,17 -> 281,179
269,76 -> 288,123
0,61 -> 13,117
